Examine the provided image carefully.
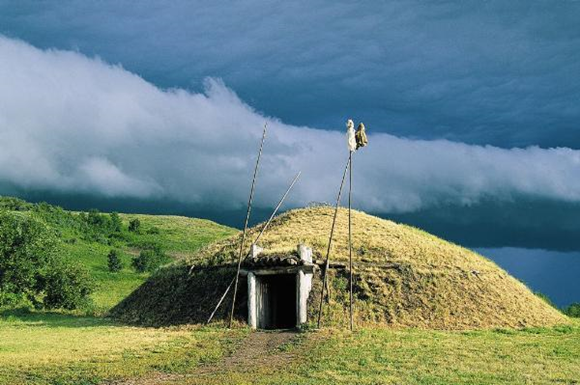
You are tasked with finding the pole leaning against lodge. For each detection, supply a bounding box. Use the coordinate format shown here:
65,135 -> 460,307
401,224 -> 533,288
208,170 -> 301,325
316,154 -> 350,328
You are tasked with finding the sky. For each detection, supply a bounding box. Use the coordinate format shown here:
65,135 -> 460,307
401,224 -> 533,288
1,1 -> 580,251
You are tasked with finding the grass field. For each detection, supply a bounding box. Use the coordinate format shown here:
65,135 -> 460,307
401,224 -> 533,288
0,311 -> 578,384
0,309 -> 247,385
183,322 -> 580,385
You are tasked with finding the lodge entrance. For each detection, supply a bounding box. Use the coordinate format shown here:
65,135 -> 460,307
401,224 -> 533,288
257,274 -> 297,329
243,244 -> 316,330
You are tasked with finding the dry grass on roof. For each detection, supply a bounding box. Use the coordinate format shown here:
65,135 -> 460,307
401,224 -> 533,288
118,206 -> 569,329
186,206 -> 506,273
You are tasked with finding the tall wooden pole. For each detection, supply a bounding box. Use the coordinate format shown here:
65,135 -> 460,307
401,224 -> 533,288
348,151 -> 354,331
228,123 -> 267,328
209,170 -> 300,325
317,155 -> 350,328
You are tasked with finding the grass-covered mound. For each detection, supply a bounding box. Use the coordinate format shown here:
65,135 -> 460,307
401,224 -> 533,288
113,206 -> 568,329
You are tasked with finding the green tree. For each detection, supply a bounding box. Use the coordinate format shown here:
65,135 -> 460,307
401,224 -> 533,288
0,196 -> 33,211
0,211 -> 57,306
110,212 -> 122,233
564,303 -> 580,318
128,218 -> 141,233
42,260 -> 94,310
131,248 -> 166,273
0,211 -> 94,310
87,209 -> 109,228
107,249 -> 123,272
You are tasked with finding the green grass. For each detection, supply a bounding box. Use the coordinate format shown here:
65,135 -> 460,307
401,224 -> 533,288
0,199 -> 244,384
1,313 -> 577,385
0,309 -> 248,385
182,322 -> 580,385
59,239 -> 144,311
77,214 -> 236,311
118,214 -> 237,257
59,214 -> 236,312
285,325 -> 580,385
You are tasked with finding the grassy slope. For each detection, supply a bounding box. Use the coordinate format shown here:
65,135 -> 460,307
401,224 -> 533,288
0,200 -> 237,312
71,213 -> 237,311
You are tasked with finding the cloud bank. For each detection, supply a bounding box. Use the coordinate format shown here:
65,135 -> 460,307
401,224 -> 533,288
1,36 -> 580,213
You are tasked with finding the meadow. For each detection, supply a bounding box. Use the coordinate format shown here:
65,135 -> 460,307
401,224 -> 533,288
0,312 -> 578,384
66,213 -> 237,311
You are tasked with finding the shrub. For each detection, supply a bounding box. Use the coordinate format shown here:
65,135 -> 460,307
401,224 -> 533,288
87,209 -> 109,228
0,196 -> 33,211
128,218 -> 141,233
135,240 -> 163,255
107,249 -> 123,272
78,209 -> 118,243
0,211 -> 57,306
564,303 -> 580,318
42,261 -> 94,310
33,202 -> 78,228
110,212 -> 123,233
132,249 -> 166,273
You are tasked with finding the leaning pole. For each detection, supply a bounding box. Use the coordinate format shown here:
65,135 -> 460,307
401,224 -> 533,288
228,123 -> 267,328
316,155 -> 350,328
208,171 -> 301,325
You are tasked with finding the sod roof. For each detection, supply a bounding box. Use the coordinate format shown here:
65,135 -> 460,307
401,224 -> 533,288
114,206 -> 568,329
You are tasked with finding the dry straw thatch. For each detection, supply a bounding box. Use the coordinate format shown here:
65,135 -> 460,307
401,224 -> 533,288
114,206 -> 568,329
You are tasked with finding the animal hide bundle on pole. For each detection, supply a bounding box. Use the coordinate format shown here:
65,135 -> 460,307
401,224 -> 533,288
346,119 -> 357,152
355,123 -> 368,149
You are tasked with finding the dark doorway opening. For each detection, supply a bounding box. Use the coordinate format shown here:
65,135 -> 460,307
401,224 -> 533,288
259,274 -> 296,329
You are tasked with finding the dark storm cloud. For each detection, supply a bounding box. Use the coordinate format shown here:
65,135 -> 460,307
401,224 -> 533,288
0,0 -> 579,147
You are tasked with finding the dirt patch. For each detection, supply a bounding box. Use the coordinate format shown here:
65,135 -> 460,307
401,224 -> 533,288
197,330 -> 298,375
106,330 -> 300,385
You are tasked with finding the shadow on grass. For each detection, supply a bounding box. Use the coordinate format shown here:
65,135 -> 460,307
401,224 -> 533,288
0,307 -> 120,328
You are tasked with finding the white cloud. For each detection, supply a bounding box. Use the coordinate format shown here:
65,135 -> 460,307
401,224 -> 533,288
1,35 -> 580,213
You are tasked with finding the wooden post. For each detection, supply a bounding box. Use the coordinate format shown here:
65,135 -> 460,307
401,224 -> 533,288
228,123 -> 267,328
348,151 -> 354,331
316,155 -> 350,328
